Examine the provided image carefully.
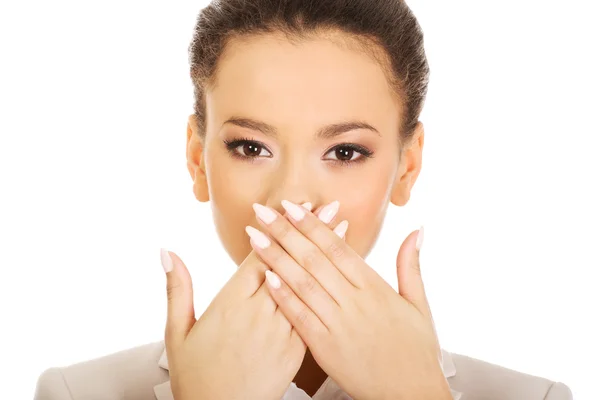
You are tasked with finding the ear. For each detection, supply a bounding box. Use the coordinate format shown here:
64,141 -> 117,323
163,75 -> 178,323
390,121 -> 424,207
186,114 -> 210,202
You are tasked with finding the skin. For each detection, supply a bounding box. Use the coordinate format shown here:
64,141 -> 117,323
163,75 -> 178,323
184,30 -> 425,395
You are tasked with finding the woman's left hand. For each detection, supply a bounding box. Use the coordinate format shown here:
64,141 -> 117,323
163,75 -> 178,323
245,200 -> 453,400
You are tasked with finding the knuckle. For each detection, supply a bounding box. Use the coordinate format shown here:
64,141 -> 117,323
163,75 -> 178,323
305,222 -> 320,239
298,274 -> 318,297
411,260 -> 422,277
272,221 -> 290,240
166,281 -> 181,302
294,309 -> 310,328
327,240 -> 345,260
301,249 -> 320,271
270,247 -> 285,264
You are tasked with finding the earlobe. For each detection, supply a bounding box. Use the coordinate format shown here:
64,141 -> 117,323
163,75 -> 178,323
390,122 -> 424,207
186,114 -> 210,202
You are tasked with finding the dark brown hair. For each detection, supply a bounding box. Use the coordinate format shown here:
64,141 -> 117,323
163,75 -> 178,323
189,0 -> 429,144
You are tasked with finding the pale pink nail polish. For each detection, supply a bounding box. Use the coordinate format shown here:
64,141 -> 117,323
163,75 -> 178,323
160,248 -> 173,273
265,270 -> 281,289
318,200 -> 340,224
245,226 -> 271,249
253,203 -> 277,224
281,200 -> 306,221
301,202 -> 312,211
333,220 -> 349,238
416,225 -> 424,251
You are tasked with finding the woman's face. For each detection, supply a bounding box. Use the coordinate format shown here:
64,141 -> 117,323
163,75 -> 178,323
186,31 -> 424,266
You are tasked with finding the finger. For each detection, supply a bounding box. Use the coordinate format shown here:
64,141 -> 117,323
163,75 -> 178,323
296,203 -> 348,245
264,269 -> 328,349
396,227 -> 442,363
253,273 -> 301,342
289,327 -> 308,365
251,203 -> 354,304
229,249 -> 271,298
279,200 -> 366,288
285,202 -> 344,241
310,204 -> 348,242
395,226 -> 433,322
300,202 -> 342,230
250,268 -> 279,315
245,225 -> 340,328
220,248 -> 273,301
161,248 -> 196,353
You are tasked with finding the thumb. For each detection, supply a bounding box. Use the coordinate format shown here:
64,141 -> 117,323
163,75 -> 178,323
396,228 -> 443,366
160,248 -> 196,352
396,226 -> 432,321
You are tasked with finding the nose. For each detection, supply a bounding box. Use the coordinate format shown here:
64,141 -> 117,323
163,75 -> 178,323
267,188 -> 313,214
264,161 -> 319,213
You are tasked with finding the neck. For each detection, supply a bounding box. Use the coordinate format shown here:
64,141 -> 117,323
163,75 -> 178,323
292,349 -> 328,396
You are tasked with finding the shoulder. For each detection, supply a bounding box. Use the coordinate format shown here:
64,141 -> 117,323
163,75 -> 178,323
447,351 -> 572,400
34,340 -> 169,400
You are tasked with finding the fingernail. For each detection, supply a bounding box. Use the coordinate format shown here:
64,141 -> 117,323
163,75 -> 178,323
301,202 -> 312,211
416,225 -> 424,251
281,200 -> 306,221
333,220 -> 349,238
245,226 -> 271,249
160,248 -> 173,273
265,270 -> 281,289
252,203 -> 277,225
318,200 -> 340,224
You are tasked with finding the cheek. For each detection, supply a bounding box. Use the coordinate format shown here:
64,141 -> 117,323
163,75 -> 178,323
342,185 -> 391,256
203,138 -> 397,261
333,168 -> 395,258
205,145 -> 262,217
205,149 -> 262,263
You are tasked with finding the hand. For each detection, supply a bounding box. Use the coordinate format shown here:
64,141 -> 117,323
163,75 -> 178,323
246,200 -> 452,400
160,240 -> 306,400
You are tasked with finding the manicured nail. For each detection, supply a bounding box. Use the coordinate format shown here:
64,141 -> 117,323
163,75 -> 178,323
265,270 -> 281,289
245,226 -> 271,249
281,200 -> 306,221
252,203 -> 277,224
416,225 -> 424,251
160,248 -> 173,273
333,220 -> 349,238
301,202 -> 312,211
318,200 -> 340,224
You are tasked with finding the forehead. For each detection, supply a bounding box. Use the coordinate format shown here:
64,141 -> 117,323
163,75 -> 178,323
206,32 -> 402,133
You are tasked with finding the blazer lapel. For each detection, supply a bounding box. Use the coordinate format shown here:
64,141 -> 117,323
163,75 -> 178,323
441,348 -> 463,400
154,348 -> 461,400
153,349 -> 173,400
441,348 -> 457,378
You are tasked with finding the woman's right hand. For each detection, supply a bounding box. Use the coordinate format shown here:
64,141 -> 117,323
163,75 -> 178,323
161,247 -> 306,400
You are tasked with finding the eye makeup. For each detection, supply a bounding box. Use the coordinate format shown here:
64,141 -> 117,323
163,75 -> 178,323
322,142 -> 374,166
223,136 -> 273,162
222,136 -> 375,166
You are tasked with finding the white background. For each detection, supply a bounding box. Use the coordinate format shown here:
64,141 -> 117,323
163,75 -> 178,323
1,0 -> 598,398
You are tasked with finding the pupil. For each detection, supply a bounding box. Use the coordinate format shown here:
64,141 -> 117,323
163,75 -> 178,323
243,143 -> 260,156
337,147 -> 353,161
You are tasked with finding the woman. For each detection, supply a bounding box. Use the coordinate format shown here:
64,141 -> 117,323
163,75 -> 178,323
34,0 -> 573,399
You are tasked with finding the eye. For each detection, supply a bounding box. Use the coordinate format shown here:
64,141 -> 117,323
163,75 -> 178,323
323,143 -> 374,165
223,138 -> 272,160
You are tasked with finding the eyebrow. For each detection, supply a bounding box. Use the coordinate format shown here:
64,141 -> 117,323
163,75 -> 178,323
222,116 -> 381,139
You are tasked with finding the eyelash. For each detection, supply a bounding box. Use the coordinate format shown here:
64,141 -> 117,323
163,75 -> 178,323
223,137 -> 270,164
222,137 -> 374,166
